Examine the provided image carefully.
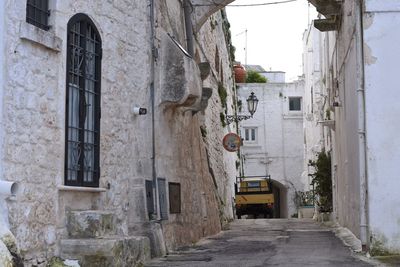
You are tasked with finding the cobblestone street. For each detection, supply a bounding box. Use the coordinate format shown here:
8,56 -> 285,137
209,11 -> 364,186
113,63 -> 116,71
146,219 -> 372,267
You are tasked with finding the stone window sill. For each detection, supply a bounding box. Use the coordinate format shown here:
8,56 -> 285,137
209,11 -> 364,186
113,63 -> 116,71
284,114 -> 303,120
243,144 -> 262,148
58,185 -> 106,193
19,21 -> 62,52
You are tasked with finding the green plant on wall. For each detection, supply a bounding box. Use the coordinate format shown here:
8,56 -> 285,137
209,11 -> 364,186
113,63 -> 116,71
309,150 -> 332,212
218,83 -> 228,109
220,112 -> 227,128
246,71 -> 267,83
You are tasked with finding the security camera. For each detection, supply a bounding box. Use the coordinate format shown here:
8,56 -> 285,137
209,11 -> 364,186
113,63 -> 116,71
133,107 -> 147,115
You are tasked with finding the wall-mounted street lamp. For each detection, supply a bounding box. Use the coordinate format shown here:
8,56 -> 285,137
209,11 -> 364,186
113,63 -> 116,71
226,92 -> 259,125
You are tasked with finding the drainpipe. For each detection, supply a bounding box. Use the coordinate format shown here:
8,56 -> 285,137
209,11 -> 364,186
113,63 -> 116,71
149,0 -> 158,218
356,0 -> 369,251
183,0 -> 194,57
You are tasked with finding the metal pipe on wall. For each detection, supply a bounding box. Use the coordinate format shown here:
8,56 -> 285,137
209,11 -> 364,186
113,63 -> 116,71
356,0 -> 369,251
0,181 -> 18,198
183,0 -> 194,57
149,0 -> 158,218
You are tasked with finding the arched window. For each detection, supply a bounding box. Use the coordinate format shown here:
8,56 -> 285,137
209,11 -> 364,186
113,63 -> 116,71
65,14 -> 102,187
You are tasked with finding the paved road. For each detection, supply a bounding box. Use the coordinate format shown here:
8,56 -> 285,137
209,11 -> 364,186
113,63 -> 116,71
145,219 -> 372,267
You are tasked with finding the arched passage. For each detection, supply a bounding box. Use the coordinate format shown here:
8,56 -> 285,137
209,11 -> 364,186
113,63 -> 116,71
270,179 -> 288,218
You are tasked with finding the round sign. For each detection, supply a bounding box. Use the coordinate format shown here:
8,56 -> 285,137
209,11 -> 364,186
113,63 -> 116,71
222,133 -> 241,152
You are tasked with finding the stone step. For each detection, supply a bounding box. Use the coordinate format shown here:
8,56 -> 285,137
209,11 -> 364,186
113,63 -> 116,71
66,210 -> 116,238
60,236 -> 150,267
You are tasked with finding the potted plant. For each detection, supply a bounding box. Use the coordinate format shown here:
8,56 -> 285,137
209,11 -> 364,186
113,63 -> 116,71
295,190 -> 315,218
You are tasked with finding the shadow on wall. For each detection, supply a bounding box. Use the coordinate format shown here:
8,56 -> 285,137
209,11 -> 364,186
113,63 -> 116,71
271,180 -> 288,218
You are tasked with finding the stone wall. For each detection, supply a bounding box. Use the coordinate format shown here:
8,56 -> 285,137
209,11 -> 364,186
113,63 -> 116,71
2,0 -> 236,264
154,3 -> 237,250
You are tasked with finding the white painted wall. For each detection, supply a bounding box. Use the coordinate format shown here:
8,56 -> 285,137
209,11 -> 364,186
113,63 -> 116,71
260,72 -> 286,83
237,80 -> 305,217
306,0 -> 400,254
364,0 -> 400,253
302,24 -> 324,188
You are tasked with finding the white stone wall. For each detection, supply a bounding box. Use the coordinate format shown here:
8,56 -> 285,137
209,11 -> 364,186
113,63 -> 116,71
311,0 -> 362,240
2,0 -> 237,264
307,0 -> 400,254
363,0 -> 400,254
237,80 -> 305,218
155,4 -> 237,249
197,10 -> 237,223
4,1 -> 152,262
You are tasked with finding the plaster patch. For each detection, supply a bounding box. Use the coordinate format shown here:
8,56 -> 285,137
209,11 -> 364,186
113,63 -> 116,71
363,12 -> 374,29
363,43 -> 377,65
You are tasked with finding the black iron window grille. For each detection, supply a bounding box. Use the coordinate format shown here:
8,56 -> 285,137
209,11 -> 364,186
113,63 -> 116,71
26,0 -> 50,30
65,14 -> 102,187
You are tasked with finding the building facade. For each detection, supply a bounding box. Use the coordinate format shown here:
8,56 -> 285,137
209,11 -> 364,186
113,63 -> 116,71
307,0 -> 400,254
0,0 -> 237,265
237,71 -> 305,218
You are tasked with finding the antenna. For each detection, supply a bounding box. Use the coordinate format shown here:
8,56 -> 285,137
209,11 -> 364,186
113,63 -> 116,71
236,29 -> 248,65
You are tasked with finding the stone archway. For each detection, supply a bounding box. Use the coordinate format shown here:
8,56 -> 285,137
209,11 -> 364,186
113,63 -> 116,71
270,179 -> 288,218
192,0 -> 235,32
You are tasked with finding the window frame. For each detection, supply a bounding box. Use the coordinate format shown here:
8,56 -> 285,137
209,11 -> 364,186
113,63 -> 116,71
244,127 -> 257,143
26,0 -> 50,31
289,97 -> 302,111
64,13 -> 102,187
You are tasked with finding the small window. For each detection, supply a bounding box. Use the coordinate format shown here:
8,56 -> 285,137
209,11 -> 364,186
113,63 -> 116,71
289,97 -> 302,111
244,128 -> 257,142
169,183 -> 181,214
26,0 -> 50,31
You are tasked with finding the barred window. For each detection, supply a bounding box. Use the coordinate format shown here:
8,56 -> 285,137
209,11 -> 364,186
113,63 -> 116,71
65,14 -> 102,187
289,97 -> 302,111
26,0 -> 50,30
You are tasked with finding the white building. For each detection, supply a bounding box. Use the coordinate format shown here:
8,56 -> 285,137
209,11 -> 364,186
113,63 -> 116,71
237,72 -> 305,218
307,0 -> 400,255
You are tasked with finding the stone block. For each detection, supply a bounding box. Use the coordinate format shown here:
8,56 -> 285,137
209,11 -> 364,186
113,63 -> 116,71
60,236 -> 150,267
66,210 -> 116,238
159,31 -> 202,108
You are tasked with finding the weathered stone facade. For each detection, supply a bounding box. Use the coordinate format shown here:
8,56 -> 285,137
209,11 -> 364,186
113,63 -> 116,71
1,0 -> 237,265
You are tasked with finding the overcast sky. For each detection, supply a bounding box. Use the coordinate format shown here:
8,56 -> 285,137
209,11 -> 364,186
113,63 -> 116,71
226,0 -> 318,81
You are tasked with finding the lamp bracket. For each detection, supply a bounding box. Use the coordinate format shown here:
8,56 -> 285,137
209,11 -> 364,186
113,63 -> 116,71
226,115 -> 252,125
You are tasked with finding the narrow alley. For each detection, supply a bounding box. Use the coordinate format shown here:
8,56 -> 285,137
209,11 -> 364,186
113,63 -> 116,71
145,219 -> 371,267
